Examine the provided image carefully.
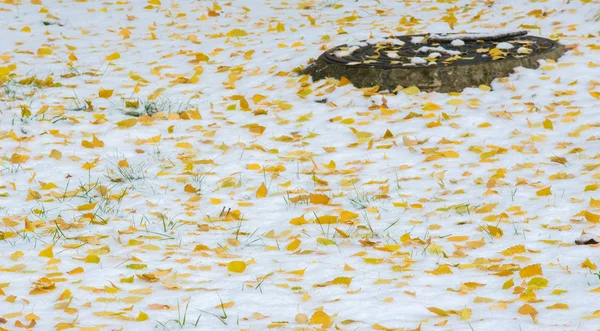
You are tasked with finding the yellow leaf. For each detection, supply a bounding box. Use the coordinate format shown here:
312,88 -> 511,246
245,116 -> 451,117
136,312 -> 149,321
309,311 -> 331,327
98,88 -> 113,98
518,303 -> 538,316
502,278 -> 514,290
581,258 -> 597,270
422,102 -> 442,111
57,289 -> 72,301
256,182 -> 268,198
589,91 -> 600,99
333,277 -> 352,286
585,211 -> 600,223
184,184 -> 197,194
316,237 -> 336,246
427,307 -> 449,317
487,225 -> 503,238
426,265 -> 452,275
290,215 -> 307,226
447,98 -> 465,106
475,203 -> 497,214
227,261 -> 246,273
49,149 -> 62,160
536,186 -> 552,196
500,244 -> 526,256
227,28 -> 248,37
547,303 -> 569,310
85,254 -> 100,263
520,264 -> 543,278
309,193 -> 330,205
38,245 -> 54,258
116,118 -> 138,128
315,215 -> 338,224
591,198 -> 600,208
37,47 -> 52,56
543,118 -> 553,130
403,86 -> 420,95
105,52 -> 121,61
286,239 -> 301,251
77,202 -> 97,211
339,76 -> 351,86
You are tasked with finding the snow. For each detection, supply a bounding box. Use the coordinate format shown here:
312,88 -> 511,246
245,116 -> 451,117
1,0 -> 600,330
410,56 -> 428,64
386,51 -> 400,59
333,45 -> 360,58
411,36 -> 425,44
518,46 -> 533,54
429,30 -> 527,42
496,42 -> 515,49
451,39 -> 466,46
417,46 -> 461,56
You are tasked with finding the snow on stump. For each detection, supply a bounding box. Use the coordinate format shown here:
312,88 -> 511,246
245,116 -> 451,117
302,31 -> 565,93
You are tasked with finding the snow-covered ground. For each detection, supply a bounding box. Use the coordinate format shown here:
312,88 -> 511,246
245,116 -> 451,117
1,0 -> 600,330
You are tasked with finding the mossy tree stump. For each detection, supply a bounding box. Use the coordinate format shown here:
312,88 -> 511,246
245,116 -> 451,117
303,31 -> 565,93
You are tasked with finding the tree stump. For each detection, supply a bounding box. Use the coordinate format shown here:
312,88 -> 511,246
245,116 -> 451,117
302,32 -> 565,93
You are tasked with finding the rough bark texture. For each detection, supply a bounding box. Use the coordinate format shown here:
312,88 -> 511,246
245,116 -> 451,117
303,39 -> 565,93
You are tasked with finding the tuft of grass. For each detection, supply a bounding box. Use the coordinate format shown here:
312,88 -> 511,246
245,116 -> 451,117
121,97 -> 190,117
156,299 -> 203,330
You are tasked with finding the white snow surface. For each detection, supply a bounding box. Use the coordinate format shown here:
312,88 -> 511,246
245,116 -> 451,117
1,1 -> 600,331
451,39 -> 466,46
417,46 -> 461,56
496,42 -> 515,50
410,57 -> 428,64
429,30 -> 527,42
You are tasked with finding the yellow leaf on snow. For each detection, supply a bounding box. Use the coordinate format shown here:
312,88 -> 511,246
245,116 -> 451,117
286,239 -> 301,251
49,149 -> 62,160
581,258 -> 597,270
227,261 -> 246,273
116,118 -> 138,128
585,211 -> 600,223
520,264 -> 543,278
316,238 -> 336,246
426,265 -> 452,275
309,193 -> 330,205
427,307 -> 449,317
422,102 -> 442,111
105,52 -> 121,61
589,91 -> 600,99
475,203 -> 497,214
519,304 -> 538,315
227,28 -> 248,37
546,303 -> 569,310
38,245 -> 54,258
77,202 -> 97,211
536,186 -> 552,196
309,311 -> 332,327
98,88 -> 113,98
256,182 -> 268,198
